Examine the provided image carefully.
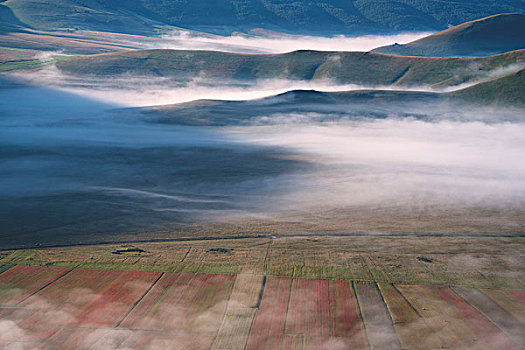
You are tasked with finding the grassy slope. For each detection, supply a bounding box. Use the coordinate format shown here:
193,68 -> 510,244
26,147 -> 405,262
55,48 -> 525,87
373,13 -> 525,57
0,3 -> 26,33
2,0 -> 525,35
449,68 -> 525,106
144,71 -> 524,126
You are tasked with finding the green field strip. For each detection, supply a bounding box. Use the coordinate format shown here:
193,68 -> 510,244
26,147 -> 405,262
211,308 -> 257,349
3,259 -> 521,288
211,273 -> 263,349
1,250 -> 50,265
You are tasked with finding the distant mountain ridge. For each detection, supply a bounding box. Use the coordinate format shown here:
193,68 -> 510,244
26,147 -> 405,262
373,13 -> 525,57
2,0 -> 525,35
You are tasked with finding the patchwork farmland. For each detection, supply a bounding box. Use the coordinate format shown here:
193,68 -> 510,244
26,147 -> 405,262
1,264 -> 524,349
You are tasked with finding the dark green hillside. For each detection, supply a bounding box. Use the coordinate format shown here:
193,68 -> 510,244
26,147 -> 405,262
55,48 -> 525,88
140,74 -> 524,127
0,3 -> 26,33
140,89 -> 440,126
2,0 -> 171,35
450,68 -> 525,106
374,14 -> 525,57
2,0 -> 524,35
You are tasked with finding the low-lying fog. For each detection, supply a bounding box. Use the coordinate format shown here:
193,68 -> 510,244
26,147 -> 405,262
15,63 -> 523,108
1,70 -> 524,247
155,30 -> 431,54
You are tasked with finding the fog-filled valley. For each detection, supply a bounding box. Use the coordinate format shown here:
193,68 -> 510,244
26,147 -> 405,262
1,60 -> 524,247
2,6 -> 525,350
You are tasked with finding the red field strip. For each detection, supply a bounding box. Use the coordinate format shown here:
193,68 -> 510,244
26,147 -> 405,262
330,280 -> 368,349
73,270 -> 162,327
284,279 -> 368,350
506,290 -> 525,305
245,277 -> 291,350
121,273 -> 234,333
0,266 -> 70,305
119,272 -> 182,328
432,286 -> 520,350
285,279 -> 331,342
16,269 -> 129,339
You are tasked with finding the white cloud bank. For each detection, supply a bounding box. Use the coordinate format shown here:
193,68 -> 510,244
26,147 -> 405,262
157,30 -> 432,54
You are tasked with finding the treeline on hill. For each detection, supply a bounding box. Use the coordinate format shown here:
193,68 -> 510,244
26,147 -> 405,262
1,0 -> 524,35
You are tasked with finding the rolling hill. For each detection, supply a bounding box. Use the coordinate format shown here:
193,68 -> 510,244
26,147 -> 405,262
450,68 -> 525,105
138,89 -> 440,126
55,48 -> 525,88
1,0 -> 524,36
373,13 -> 525,57
0,3 -> 26,33
137,69 -> 524,126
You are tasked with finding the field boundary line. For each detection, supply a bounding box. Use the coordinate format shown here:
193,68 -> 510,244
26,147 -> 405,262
255,276 -> 267,309
180,247 -> 192,263
115,271 -> 165,328
391,283 -> 423,318
242,275 -> 266,350
16,268 -> 73,305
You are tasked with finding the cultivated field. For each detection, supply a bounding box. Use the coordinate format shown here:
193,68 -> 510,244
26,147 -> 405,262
1,236 -> 524,350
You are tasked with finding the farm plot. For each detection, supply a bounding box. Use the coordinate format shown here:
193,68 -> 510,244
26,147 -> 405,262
245,277 -> 291,350
506,290 -> 525,305
481,288 -> 525,323
10,269 -> 159,340
211,274 -> 264,349
398,284 -> 487,349
2,265 -> 524,350
120,273 -> 235,334
329,280 -> 367,349
378,283 -> 442,349
284,279 -> 332,350
246,278 -> 368,350
284,279 -> 368,350
453,286 -> 525,346
0,265 -> 70,305
432,286 -> 520,349
47,326 -> 215,350
354,282 -> 401,350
